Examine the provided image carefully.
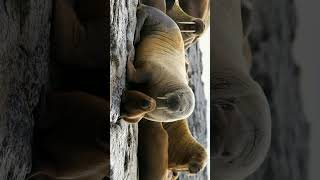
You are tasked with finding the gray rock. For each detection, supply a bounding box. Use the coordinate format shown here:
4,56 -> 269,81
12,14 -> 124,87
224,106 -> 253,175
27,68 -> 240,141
110,0 -> 139,179
0,0 -> 51,179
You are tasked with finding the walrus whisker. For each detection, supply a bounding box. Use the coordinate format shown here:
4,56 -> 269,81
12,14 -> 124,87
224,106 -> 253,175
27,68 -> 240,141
156,107 -> 168,110
157,97 -> 167,100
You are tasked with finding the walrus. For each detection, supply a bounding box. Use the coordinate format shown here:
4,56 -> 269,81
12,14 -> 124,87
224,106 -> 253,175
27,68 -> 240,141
126,4 -> 195,122
138,119 -> 208,180
141,0 -> 210,48
212,0 -> 272,180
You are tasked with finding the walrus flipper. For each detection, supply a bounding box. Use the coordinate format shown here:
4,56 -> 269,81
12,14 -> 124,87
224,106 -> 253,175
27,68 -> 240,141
138,120 -> 169,180
163,120 -> 208,175
119,90 -> 156,123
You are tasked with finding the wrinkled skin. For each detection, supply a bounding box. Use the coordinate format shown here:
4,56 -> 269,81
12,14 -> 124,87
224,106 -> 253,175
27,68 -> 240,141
138,119 -> 208,180
127,5 -> 195,122
141,0 -> 210,48
212,0 -> 272,179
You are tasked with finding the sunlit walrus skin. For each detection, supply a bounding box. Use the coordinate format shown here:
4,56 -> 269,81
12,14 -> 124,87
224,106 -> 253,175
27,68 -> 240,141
138,119 -> 208,180
126,4 -> 195,122
212,0 -> 272,179
141,0 -> 210,48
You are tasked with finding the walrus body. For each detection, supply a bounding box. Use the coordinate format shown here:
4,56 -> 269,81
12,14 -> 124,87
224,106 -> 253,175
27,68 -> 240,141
212,0 -> 271,179
127,5 -> 195,122
138,119 -> 208,180
141,0 -> 210,48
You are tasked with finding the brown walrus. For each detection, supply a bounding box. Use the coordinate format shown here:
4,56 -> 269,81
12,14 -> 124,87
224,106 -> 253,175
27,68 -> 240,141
126,4 -> 195,122
141,0 -> 210,48
138,119 -> 208,180
212,0 -> 272,179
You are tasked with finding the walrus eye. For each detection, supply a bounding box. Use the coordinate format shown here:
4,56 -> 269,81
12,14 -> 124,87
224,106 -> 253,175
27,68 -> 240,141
140,100 -> 150,109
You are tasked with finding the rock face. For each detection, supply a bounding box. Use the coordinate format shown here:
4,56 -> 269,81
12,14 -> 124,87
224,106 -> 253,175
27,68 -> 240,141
110,0 -> 208,179
0,0 -> 51,179
245,0 -> 310,179
110,0 -> 139,179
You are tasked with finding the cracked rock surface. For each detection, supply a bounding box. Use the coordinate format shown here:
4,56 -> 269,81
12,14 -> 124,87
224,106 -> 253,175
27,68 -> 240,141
0,0 -> 51,179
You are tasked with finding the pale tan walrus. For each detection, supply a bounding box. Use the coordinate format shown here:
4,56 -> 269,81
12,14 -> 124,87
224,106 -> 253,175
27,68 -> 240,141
126,4 -> 195,122
141,0 -> 210,48
212,0 -> 272,180
138,119 -> 208,180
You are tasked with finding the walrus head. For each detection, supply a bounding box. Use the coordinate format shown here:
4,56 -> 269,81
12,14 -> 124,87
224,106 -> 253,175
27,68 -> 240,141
212,81 -> 272,180
166,0 -> 209,48
144,86 -> 195,122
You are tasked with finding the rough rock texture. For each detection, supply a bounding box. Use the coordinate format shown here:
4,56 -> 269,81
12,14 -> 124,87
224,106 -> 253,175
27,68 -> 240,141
245,0 -> 310,179
110,1 -> 208,179
110,0 -> 139,179
0,0 -> 51,179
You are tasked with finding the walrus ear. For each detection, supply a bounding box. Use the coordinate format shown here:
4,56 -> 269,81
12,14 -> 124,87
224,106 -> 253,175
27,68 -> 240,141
134,5 -> 149,45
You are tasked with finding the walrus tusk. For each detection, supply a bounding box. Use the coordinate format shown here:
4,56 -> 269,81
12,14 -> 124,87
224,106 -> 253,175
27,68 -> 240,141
180,30 -> 196,33
157,96 -> 167,100
177,21 -> 196,24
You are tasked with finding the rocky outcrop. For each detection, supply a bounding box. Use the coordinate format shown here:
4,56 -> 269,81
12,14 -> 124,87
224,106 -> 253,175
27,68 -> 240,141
245,0 -> 310,179
0,0 -> 51,179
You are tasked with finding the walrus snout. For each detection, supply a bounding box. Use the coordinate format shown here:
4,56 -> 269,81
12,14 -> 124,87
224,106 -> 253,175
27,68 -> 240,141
178,19 -> 205,35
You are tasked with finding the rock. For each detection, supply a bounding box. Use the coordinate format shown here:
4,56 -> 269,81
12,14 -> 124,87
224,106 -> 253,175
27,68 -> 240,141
245,0 -> 310,179
0,0 -> 51,179
110,0 -> 139,179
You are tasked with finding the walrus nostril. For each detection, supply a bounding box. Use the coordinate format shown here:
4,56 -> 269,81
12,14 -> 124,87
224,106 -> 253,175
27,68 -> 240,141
168,94 -> 180,111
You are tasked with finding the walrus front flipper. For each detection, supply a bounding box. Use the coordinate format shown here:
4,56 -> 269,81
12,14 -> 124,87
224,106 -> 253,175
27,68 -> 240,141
138,120 -> 169,180
163,119 -> 208,175
119,90 -> 156,123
